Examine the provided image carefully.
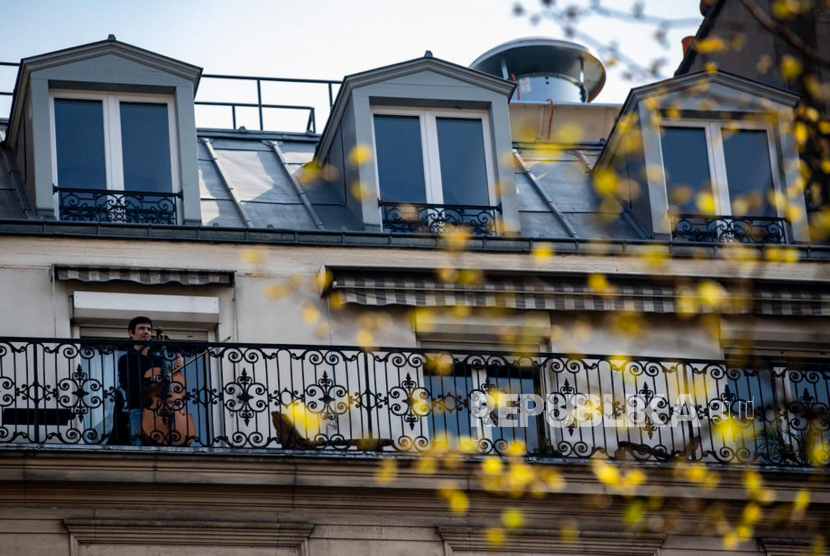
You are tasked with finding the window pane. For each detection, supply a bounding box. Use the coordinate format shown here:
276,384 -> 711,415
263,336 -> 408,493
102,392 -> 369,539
54,99 -> 106,190
485,363 -> 541,454
120,102 -> 173,193
723,129 -> 776,217
661,127 -> 712,214
436,118 -> 489,206
374,115 -> 427,203
426,369 -> 476,443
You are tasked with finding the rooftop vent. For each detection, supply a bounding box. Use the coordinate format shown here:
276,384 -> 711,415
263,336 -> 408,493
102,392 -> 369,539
470,37 -> 606,103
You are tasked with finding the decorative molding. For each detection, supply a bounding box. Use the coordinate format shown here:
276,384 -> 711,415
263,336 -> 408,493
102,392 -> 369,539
760,537 -> 816,556
63,518 -> 313,556
438,526 -> 664,555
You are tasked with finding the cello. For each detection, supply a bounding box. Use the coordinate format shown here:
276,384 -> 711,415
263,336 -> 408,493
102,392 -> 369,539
140,327 -> 197,446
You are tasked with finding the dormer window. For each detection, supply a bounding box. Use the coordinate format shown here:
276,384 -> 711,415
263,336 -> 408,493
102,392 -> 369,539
372,107 -> 499,234
51,91 -> 180,225
660,119 -> 784,243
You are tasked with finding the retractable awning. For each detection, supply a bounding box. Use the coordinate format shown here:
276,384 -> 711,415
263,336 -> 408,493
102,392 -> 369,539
54,266 -> 234,286
324,268 -> 830,317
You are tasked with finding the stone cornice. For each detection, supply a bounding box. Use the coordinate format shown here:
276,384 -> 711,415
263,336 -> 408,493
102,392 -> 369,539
64,518 -> 313,556
1,449 -> 828,504
438,527 -> 664,555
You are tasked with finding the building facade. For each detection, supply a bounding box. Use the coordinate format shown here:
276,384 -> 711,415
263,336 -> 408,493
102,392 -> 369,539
0,16 -> 828,556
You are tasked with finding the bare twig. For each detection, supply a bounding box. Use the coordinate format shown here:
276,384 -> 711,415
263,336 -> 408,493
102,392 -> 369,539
737,0 -> 830,69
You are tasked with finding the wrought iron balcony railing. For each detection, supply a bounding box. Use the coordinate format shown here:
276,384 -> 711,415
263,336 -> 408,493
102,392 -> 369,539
672,215 -> 787,244
55,187 -> 182,225
380,202 -> 500,235
0,337 -> 827,468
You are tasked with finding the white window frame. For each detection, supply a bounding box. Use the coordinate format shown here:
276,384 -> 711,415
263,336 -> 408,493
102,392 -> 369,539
49,90 -> 181,210
370,106 -> 498,208
659,119 -> 783,217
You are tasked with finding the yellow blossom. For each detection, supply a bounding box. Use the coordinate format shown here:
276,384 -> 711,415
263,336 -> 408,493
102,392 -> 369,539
592,459 -> 621,486
623,500 -> 645,526
794,122 -> 809,148
698,280 -> 727,311
240,248 -> 264,265
375,458 -> 397,484
482,456 -> 503,476
594,169 -> 618,196
553,122 -> 584,144
696,37 -> 728,53
444,490 -> 468,513
780,55 -> 803,80
301,305 -> 320,325
485,527 -> 505,546
742,503 -> 762,525
501,508 -> 525,529
531,243 -> 554,264
347,144 -> 372,167
506,440 -> 527,457
560,520 -> 579,543
722,532 -> 739,550
415,456 -> 437,475
794,489 -> 811,512
355,328 -> 375,349
696,192 -> 716,214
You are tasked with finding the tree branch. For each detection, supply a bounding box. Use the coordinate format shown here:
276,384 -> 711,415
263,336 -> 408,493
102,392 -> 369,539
737,0 -> 830,69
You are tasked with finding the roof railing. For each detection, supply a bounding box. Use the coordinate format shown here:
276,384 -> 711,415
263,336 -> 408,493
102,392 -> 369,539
196,73 -> 341,134
0,62 -> 341,135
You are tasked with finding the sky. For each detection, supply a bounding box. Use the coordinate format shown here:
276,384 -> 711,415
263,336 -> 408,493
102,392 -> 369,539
0,0 -> 704,132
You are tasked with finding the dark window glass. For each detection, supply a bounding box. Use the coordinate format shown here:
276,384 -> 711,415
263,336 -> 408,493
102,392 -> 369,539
661,127 -> 712,213
426,369 -> 475,443
484,363 -> 542,453
723,129 -> 776,217
374,115 -> 426,203
120,102 -> 172,193
436,118 -> 489,206
54,99 -> 107,190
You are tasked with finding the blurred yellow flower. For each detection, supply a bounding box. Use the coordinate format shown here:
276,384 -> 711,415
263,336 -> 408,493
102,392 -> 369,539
482,456 -> 503,476
780,55 -> 804,80
375,458 -> 397,484
415,456 -> 437,475
553,122 -> 584,144
485,527 -> 505,546
531,243 -> 554,264
301,305 -> 320,325
347,144 -> 372,167
696,37 -> 728,53
350,181 -> 370,201
240,248 -> 264,265
592,459 -> 621,486
697,280 -> 727,311
501,508 -> 525,529
696,192 -> 716,215
594,169 -> 618,196
355,328 -> 375,349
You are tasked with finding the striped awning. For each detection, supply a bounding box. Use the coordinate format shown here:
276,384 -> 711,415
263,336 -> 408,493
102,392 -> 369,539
54,266 -> 234,286
327,270 -> 830,317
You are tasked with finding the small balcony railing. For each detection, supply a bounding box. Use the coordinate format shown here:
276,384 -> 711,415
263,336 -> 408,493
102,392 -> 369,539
55,187 -> 181,225
0,337 -> 827,469
672,215 -> 787,244
380,202 -> 500,235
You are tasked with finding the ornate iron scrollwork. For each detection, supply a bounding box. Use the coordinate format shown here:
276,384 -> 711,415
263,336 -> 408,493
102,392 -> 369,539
672,215 -> 786,244
380,202 -> 500,235
55,187 -> 180,225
